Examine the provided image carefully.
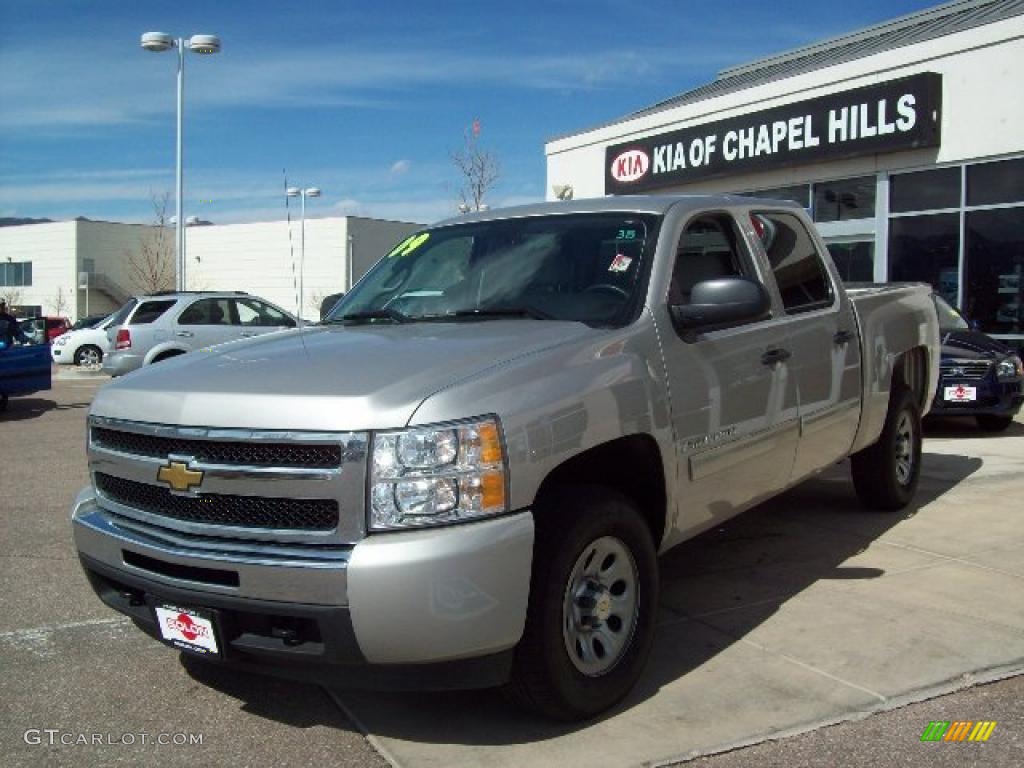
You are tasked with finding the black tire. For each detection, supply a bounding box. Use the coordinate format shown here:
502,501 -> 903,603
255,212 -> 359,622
505,486 -> 658,721
851,387 -> 922,510
976,414 -> 1013,432
73,344 -> 103,366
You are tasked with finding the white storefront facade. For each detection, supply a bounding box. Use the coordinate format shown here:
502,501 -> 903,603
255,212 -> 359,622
546,0 -> 1024,345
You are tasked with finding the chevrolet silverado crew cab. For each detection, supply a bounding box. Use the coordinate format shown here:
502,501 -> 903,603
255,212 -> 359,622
72,196 -> 939,720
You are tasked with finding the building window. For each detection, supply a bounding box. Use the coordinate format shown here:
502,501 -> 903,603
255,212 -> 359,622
827,241 -> 874,282
0,261 -> 33,286
739,184 -> 811,208
963,207 -> 1024,335
890,167 -> 961,213
888,214 -> 960,305
966,157 -> 1024,207
813,176 -> 875,222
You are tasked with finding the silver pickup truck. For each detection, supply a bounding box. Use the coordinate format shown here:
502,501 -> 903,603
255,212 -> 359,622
71,196 -> 939,720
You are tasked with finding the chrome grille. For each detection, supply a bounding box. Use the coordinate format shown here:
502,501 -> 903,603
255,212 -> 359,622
91,426 -> 342,468
940,360 -> 991,381
88,417 -> 368,545
95,473 -> 339,530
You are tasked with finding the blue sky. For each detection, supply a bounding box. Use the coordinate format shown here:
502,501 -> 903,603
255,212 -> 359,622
0,0 -> 939,225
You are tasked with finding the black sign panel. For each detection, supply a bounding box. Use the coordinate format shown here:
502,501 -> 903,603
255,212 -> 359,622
604,72 -> 942,194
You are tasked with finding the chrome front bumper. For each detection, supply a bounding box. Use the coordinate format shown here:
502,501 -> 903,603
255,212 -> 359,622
72,487 -> 534,668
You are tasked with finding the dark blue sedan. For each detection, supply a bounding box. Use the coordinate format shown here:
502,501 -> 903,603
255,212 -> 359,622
930,294 -> 1024,431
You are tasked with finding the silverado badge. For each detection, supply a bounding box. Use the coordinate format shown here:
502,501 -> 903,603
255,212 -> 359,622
157,461 -> 203,493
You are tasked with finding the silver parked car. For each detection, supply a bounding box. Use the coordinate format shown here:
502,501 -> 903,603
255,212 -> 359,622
102,291 -> 297,376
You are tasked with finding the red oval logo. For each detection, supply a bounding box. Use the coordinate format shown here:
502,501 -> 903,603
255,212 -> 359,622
610,149 -> 649,182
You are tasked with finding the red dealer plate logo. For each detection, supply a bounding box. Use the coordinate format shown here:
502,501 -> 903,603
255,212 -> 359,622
154,604 -> 220,655
610,149 -> 649,182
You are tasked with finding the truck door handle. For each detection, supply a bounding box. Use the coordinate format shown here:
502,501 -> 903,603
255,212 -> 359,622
761,348 -> 791,366
175,331 -> 194,338
833,329 -> 854,345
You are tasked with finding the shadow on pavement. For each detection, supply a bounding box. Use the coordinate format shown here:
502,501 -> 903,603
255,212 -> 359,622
924,415 -> 1024,438
178,653 -> 363,733
0,396 -> 90,421
319,451 -> 983,744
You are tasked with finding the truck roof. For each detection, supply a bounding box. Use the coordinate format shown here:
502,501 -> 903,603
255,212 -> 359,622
434,194 -> 803,227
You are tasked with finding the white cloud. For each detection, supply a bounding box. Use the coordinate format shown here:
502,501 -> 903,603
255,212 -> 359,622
390,159 -> 411,176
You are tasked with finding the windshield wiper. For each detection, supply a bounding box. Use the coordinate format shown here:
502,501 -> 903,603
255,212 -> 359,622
447,306 -> 554,321
335,308 -> 412,325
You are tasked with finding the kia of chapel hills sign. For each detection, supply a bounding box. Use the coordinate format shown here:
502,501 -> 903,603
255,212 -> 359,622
604,72 -> 942,194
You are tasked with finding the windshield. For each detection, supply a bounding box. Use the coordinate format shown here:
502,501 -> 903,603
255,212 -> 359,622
329,213 -> 659,327
933,294 -> 970,330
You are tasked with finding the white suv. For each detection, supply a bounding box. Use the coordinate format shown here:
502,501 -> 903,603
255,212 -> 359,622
102,292 -> 297,377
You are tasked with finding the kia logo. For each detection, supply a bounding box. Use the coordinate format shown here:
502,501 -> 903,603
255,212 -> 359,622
610,149 -> 649,182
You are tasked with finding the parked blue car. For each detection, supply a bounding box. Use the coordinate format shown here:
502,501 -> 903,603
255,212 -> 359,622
0,342 -> 52,412
930,294 -> 1024,431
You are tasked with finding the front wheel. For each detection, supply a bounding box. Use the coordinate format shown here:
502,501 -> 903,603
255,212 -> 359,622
851,387 -> 922,510
505,487 -> 658,720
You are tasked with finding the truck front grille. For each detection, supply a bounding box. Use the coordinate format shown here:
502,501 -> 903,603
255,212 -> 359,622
940,361 -> 992,381
91,426 -> 342,468
95,473 -> 340,530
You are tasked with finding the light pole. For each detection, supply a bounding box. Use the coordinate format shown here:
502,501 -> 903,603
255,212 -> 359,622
140,31 -> 221,291
286,186 -> 321,326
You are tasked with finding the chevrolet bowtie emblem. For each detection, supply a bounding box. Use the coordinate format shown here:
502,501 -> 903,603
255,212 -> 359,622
157,461 -> 204,493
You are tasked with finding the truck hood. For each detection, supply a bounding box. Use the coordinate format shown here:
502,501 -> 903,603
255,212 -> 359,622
91,321 -> 597,431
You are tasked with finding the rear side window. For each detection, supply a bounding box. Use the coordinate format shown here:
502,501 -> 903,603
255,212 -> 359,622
753,212 -> 833,313
234,298 -> 295,327
129,300 -> 176,325
179,298 -> 232,326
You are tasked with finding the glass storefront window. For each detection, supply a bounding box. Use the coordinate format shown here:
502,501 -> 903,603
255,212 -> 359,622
813,176 -> 876,222
966,157 -> 1024,207
963,207 -> 1024,335
738,185 -> 811,208
888,213 -> 960,305
826,241 -> 874,282
890,167 -> 960,213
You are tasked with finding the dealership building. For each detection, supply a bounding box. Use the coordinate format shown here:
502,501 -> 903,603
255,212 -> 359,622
0,216 -> 420,322
546,0 -> 1024,344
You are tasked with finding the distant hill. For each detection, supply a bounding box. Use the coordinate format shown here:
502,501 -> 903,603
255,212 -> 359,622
0,217 -> 54,227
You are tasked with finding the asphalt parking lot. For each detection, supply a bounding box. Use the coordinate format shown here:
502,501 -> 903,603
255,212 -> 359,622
2,374 -> 1022,767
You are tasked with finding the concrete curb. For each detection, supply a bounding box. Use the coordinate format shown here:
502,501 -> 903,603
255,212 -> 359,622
650,663 -> 1024,767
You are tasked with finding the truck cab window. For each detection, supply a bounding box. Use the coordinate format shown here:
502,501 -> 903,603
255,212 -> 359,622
669,215 -> 746,305
753,211 -> 834,313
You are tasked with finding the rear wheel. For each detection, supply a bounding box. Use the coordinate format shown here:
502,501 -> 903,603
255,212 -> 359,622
505,486 -> 658,720
73,345 -> 103,366
851,387 -> 922,510
976,414 -> 1013,432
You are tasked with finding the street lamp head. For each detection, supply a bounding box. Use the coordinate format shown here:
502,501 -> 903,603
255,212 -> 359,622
286,187 -> 301,198
188,35 -> 221,54
305,187 -> 322,198
140,32 -> 175,52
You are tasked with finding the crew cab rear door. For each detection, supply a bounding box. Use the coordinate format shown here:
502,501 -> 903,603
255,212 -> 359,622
749,209 -> 862,481
660,210 -> 800,540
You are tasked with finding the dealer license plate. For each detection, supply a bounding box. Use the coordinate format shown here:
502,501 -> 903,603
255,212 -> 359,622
943,385 -> 977,402
154,603 -> 220,657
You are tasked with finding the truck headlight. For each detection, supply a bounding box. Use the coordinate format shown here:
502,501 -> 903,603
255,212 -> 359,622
997,356 -> 1023,380
369,416 -> 507,530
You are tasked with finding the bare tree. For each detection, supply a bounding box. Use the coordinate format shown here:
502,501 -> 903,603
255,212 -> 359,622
450,119 -> 500,212
125,192 -> 175,295
51,287 -> 69,317
0,287 -> 23,310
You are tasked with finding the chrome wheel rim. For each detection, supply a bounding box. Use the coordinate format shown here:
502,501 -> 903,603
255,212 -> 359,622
78,348 -> 100,366
562,535 -> 639,677
894,411 -> 915,486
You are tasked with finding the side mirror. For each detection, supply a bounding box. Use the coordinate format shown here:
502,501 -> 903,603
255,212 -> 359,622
670,277 -> 770,331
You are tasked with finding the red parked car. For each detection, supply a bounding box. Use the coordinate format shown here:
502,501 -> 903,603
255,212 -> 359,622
18,316 -> 71,344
